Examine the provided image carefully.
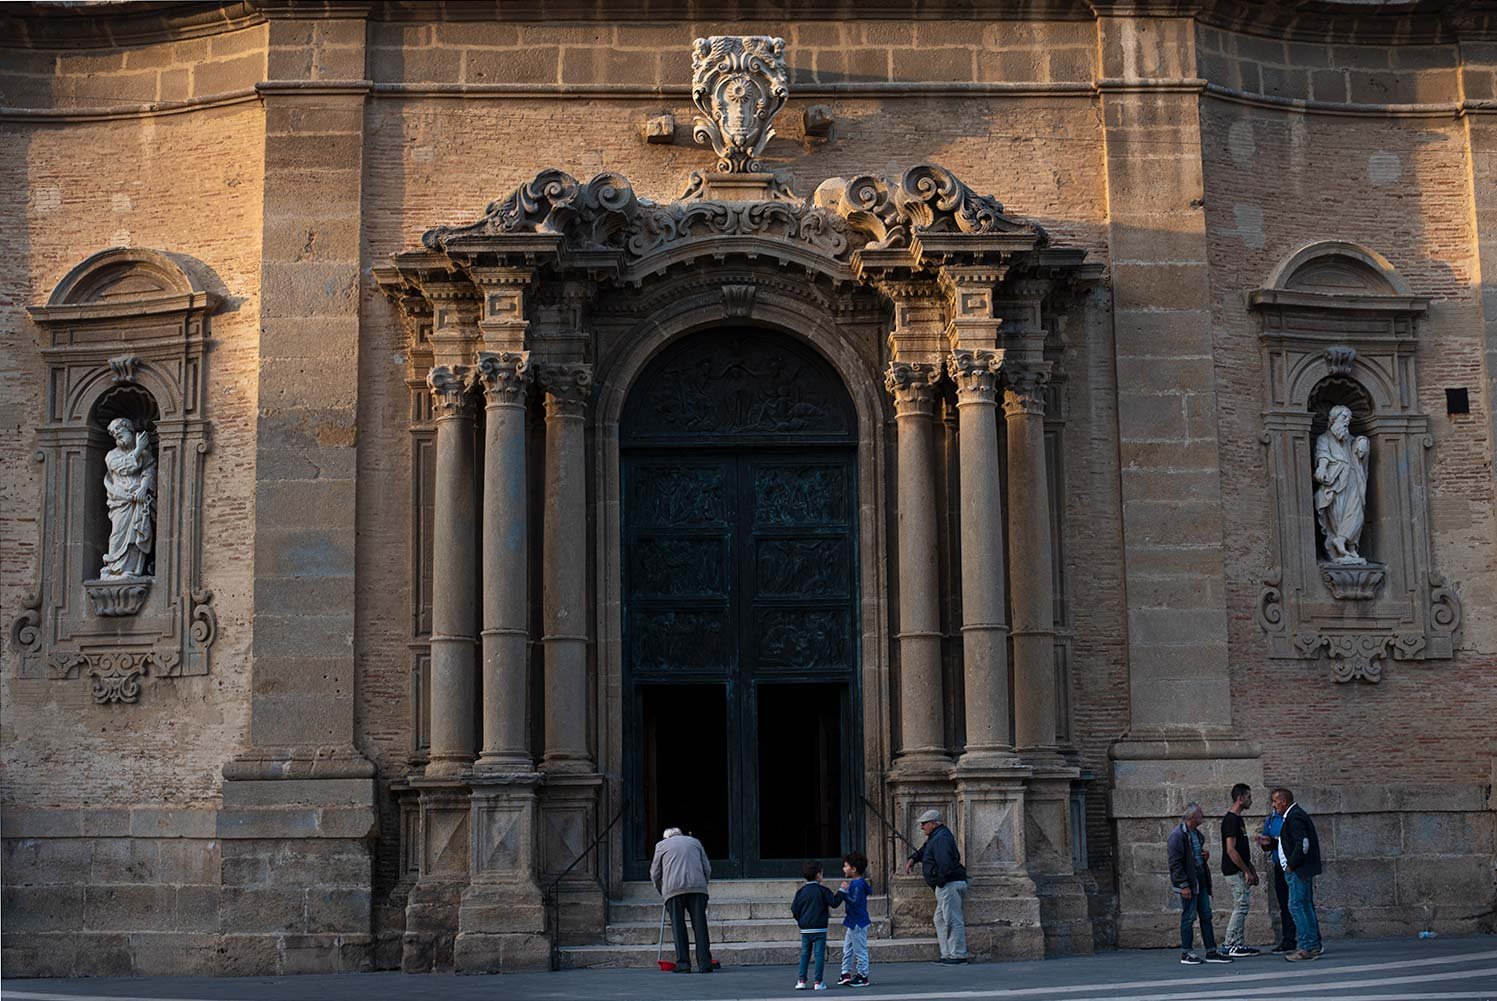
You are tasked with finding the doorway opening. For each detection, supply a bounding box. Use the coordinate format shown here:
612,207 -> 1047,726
640,684 -> 731,860
756,682 -> 845,862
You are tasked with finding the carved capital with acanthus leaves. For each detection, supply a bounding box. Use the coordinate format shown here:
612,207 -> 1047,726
477,351 -> 532,409
538,363 -> 593,419
884,361 -> 942,418
427,365 -> 478,420
1002,365 -> 1050,419
948,348 -> 1004,405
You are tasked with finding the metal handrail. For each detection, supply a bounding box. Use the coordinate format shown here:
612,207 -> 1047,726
859,791 -> 914,896
545,804 -> 625,972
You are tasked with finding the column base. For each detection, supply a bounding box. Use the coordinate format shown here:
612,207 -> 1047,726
960,873 -> 1045,961
539,772 -> 606,946
1109,734 -> 1262,948
1021,762 -> 1093,956
886,766 -> 956,936
953,763 -> 1044,960
455,884 -> 548,973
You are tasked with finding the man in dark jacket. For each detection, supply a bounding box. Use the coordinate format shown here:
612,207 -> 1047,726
1271,787 -> 1323,962
1167,803 -> 1233,965
903,809 -> 969,964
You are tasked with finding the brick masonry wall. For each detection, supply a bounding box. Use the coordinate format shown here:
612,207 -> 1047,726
0,102 -> 264,973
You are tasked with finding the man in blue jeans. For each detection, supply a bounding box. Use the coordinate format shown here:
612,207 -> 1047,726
1271,787 -> 1323,962
1167,803 -> 1233,965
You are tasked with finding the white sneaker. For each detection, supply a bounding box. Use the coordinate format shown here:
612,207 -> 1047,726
813,984 -> 828,992
794,980 -> 808,990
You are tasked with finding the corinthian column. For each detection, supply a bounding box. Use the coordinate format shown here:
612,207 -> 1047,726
475,351 -> 533,772
949,348 -> 1018,768
538,363 -> 593,773
1004,367 -> 1059,755
886,361 -> 947,769
426,365 -> 480,778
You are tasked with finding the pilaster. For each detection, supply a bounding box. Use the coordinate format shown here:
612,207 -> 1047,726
401,779 -> 470,972
1094,5 -> 1262,946
222,5 -> 375,974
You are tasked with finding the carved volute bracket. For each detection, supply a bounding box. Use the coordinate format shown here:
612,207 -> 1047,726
949,348 -> 1004,405
885,361 -> 942,419
477,351 -> 532,410
538,363 -> 593,420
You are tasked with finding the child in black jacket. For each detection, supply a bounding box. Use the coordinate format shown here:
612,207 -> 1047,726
791,860 -> 845,990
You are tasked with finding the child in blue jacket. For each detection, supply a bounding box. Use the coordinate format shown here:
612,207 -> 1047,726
836,851 -> 873,987
791,859 -> 845,990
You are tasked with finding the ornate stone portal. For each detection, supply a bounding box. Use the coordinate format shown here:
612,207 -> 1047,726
372,34 -> 1101,972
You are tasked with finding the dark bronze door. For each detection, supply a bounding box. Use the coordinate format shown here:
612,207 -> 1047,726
621,331 -> 860,881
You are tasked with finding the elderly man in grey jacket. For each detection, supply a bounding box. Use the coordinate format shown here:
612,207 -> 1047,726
650,826 -> 713,973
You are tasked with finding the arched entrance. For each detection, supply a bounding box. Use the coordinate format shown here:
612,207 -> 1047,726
620,328 -> 861,879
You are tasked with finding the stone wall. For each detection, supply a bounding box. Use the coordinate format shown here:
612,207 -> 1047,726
1,1 -> 1495,977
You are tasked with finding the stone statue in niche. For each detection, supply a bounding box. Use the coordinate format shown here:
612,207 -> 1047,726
100,417 -> 156,580
1313,404 -> 1370,565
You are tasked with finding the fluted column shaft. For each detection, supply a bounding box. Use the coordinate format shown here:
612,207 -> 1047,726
1005,370 -> 1059,753
539,363 -> 593,772
426,365 -> 479,778
886,362 -> 946,767
950,349 -> 1016,765
476,352 -> 534,771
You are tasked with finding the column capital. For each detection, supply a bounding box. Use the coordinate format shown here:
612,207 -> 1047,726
884,360 -> 942,417
427,365 -> 478,420
949,348 -> 1004,404
1002,365 -> 1051,419
538,362 -> 593,418
477,351 -> 532,409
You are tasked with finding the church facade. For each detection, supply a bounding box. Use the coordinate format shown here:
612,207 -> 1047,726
2,0 -> 1495,978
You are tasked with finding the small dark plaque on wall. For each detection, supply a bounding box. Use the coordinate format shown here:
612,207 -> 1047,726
1445,387 -> 1470,415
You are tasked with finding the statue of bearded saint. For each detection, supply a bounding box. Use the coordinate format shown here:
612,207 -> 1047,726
100,417 -> 157,580
1313,404 -> 1371,565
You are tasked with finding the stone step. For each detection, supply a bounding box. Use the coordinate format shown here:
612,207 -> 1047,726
559,935 -> 941,969
609,895 -> 889,923
604,916 -> 893,945
618,878 -> 816,903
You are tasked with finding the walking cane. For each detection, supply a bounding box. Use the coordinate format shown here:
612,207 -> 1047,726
656,903 -> 676,972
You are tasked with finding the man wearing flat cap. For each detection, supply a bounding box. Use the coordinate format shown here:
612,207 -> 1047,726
903,808 -> 969,964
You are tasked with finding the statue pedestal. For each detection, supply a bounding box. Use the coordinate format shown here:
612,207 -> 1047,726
84,576 -> 151,616
1320,561 -> 1385,600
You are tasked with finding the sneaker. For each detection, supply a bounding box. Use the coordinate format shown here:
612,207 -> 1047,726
1271,942 -> 1296,954
1181,951 -> 1204,965
838,973 -> 854,986
1204,951 -> 1234,964
1285,949 -> 1318,962
942,957 -> 970,965
850,974 -> 870,987
1309,947 -> 1323,958
1227,945 -> 1261,957
795,980 -> 808,990
813,983 -> 828,991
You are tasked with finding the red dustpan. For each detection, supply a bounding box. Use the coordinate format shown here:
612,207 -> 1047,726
656,904 -> 720,971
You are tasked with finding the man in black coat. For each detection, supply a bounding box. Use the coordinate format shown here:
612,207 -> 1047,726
904,808 -> 969,964
1271,787 -> 1323,961
1167,803 -> 1233,965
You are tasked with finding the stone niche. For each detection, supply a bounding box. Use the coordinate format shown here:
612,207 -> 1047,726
1251,241 -> 1460,683
11,248 -> 219,704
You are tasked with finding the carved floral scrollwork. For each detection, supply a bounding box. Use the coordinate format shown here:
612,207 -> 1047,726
1002,367 -> 1050,419
189,589 -> 217,649
427,365 -> 477,420
47,650 -> 87,679
422,171 -> 641,251
1429,573 -> 1462,633
897,164 -> 1046,243
690,35 -> 789,173
625,199 -> 851,262
884,361 -> 942,418
813,175 -> 909,250
89,651 -> 146,704
539,363 -> 593,417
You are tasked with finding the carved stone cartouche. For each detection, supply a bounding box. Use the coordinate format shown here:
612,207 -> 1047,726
690,35 -> 788,174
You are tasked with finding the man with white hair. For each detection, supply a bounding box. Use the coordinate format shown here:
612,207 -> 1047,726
650,826 -> 713,973
1168,802 -> 1233,966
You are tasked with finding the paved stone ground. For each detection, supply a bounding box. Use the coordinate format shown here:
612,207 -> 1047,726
5,936 -> 1495,1001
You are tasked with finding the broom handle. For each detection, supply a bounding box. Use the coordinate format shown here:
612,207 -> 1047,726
657,902 -> 666,963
